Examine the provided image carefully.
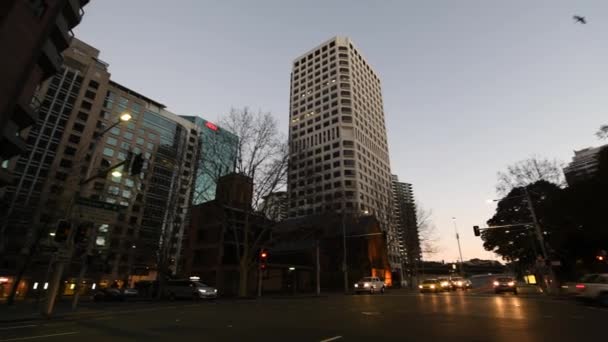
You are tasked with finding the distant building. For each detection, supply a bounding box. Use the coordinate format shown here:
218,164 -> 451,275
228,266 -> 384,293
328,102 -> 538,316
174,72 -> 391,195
260,191 -> 288,221
563,144 -> 608,185
0,0 -> 89,186
181,116 -> 238,205
391,175 -> 420,278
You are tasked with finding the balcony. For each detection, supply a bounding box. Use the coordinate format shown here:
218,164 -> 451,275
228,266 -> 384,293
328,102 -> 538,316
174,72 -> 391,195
38,40 -> 63,79
50,13 -> 73,51
12,97 -> 40,130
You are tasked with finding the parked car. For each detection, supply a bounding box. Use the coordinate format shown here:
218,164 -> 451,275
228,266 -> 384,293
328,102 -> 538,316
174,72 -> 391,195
354,277 -> 386,294
493,277 -> 517,294
93,288 -> 125,302
419,279 -> 442,293
450,277 -> 472,290
122,288 -> 139,298
572,273 -> 608,306
165,280 -> 218,300
437,277 -> 454,291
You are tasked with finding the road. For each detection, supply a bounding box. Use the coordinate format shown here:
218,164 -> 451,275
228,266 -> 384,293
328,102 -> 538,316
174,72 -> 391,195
1,291 -> 606,341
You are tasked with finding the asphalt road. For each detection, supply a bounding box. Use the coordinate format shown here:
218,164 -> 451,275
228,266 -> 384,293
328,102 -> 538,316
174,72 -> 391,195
1,291 -> 606,341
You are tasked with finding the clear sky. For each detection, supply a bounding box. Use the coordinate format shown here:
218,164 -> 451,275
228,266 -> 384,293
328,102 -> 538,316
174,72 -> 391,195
74,0 -> 608,262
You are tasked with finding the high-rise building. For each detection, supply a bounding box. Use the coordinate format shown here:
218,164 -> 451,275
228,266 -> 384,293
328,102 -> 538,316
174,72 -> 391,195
563,144 -> 608,186
391,175 -> 420,276
181,116 -> 238,205
0,38 -> 201,295
260,191 -> 288,222
287,37 -> 400,271
0,0 -> 89,187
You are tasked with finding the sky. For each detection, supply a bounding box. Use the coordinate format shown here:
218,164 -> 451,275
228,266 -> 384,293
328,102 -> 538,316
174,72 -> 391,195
74,0 -> 608,262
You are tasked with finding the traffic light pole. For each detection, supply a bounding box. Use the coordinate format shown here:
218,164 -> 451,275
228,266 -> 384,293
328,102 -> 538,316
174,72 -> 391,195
71,226 -> 98,310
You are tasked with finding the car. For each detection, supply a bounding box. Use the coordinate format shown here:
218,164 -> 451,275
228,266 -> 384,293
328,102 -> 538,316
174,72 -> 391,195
493,277 -> 517,294
354,277 -> 386,294
122,288 -> 139,298
450,277 -> 471,290
93,288 -> 125,302
165,280 -> 218,300
437,277 -> 454,291
419,279 -> 442,293
572,273 -> 608,306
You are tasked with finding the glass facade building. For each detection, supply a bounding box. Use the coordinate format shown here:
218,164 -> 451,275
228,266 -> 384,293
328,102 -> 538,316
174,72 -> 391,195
181,116 -> 238,205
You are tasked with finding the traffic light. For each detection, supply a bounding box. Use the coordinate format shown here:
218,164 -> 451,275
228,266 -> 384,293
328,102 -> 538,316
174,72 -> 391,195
129,153 -> 145,176
473,225 -> 481,237
259,250 -> 268,269
54,220 -> 72,243
74,222 -> 90,245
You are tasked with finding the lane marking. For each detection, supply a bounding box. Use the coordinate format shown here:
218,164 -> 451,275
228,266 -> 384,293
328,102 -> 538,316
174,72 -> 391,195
0,331 -> 78,341
319,336 -> 342,342
0,325 -> 37,331
361,311 -> 380,315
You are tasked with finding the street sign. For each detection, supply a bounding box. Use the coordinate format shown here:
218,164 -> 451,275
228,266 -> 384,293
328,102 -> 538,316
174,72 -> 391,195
73,197 -> 127,224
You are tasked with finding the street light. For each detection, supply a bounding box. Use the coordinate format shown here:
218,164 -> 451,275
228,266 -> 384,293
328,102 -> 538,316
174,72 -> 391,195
111,170 -> 122,178
120,112 -> 132,122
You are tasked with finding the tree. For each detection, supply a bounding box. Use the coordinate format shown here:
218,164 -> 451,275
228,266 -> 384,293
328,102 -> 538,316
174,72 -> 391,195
219,107 -> 288,297
416,205 -> 439,259
596,125 -> 608,140
496,156 -> 565,196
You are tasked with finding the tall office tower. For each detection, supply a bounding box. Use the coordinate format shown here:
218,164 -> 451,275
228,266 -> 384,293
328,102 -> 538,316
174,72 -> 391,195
287,37 -> 400,271
391,175 -> 420,275
0,38 -> 201,294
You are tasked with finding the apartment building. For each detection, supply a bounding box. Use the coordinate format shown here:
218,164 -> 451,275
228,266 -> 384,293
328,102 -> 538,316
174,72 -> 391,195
287,37 -> 400,271
563,144 -> 608,186
391,175 -> 420,276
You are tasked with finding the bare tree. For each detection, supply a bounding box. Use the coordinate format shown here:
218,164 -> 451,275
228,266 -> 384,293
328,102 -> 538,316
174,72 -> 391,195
416,205 -> 440,259
496,156 -> 565,195
219,107 -> 288,297
596,125 -> 608,140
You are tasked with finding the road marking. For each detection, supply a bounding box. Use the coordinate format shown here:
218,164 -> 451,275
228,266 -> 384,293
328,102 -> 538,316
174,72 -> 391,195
0,325 -> 38,331
361,311 -> 380,315
0,331 -> 78,341
319,336 -> 342,342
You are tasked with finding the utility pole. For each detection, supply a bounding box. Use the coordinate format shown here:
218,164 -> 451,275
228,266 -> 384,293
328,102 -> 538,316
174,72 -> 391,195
452,217 -> 465,275
524,187 -> 556,294
316,240 -> 320,296
71,225 -> 98,310
342,207 -> 348,294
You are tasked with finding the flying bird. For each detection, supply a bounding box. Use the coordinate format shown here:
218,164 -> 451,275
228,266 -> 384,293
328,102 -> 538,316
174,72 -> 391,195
573,15 -> 587,24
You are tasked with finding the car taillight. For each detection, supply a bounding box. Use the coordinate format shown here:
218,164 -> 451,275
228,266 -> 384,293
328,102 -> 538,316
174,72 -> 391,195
575,284 -> 585,289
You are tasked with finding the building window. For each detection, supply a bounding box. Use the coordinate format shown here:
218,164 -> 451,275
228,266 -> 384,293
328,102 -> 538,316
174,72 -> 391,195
136,137 -> 144,145
106,137 -> 118,146
103,147 -> 114,157
124,132 -> 134,140
110,127 -> 120,135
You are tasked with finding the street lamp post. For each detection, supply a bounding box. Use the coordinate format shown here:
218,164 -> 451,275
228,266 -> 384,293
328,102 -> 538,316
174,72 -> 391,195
452,217 -> 465,276
43,113 -> 131,316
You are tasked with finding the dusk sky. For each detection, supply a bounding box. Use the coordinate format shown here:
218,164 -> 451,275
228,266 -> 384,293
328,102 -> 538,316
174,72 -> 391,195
75,0 -> 607,262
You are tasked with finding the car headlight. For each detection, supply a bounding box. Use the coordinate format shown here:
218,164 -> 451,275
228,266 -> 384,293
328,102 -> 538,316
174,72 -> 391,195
457,281 -> 462,286
440,281 -> 449,287
493,281 -> 499,286
214,289 -> 218,293
199,289 -> 207,293
430,285 -> 435,289
418,285 -> 423,289
354,284 -> 359,288
508,282 -> 515,287
363,283 -> 370,288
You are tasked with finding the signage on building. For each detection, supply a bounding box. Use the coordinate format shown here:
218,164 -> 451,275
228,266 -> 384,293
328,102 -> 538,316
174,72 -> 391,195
205,121 -> 218,131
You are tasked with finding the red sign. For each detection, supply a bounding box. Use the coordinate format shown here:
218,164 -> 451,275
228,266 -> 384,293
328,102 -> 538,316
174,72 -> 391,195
205,121 -> 218,131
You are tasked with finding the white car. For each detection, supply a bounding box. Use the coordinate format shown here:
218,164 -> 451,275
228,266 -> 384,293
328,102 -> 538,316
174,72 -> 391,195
573,273 -> 608,306
354,277 -> 386,294
166,280 -> 218,300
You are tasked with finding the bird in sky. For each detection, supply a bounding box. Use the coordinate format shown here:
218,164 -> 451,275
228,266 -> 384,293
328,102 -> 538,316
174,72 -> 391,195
573,15 -> 587,24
